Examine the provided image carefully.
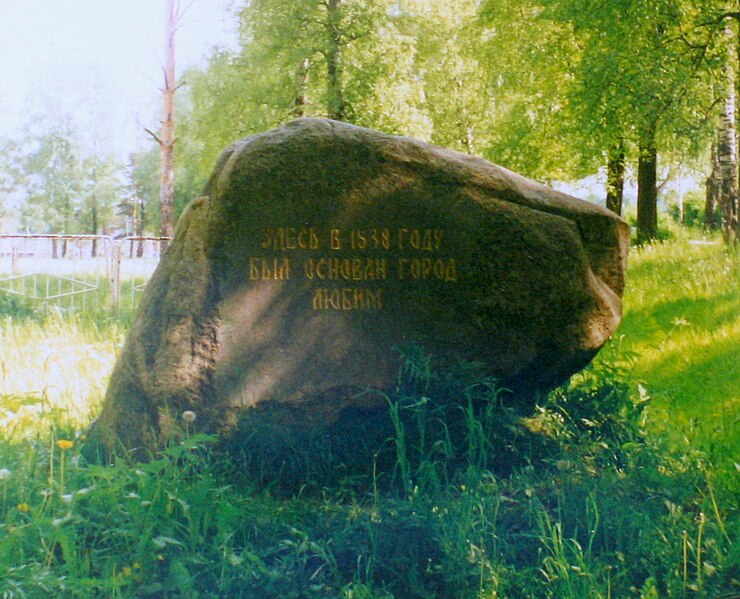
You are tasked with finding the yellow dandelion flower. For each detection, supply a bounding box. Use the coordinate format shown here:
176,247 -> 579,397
122,566 -> 132,576
56,440 -> 74,451
17,503 -> 30,512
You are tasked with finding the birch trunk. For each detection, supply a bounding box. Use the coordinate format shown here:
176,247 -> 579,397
717,22 -> 738,243
293,58 -> 310,117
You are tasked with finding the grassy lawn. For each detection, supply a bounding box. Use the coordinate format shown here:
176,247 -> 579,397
615,236 -> 739,471
0,233 -> 737,598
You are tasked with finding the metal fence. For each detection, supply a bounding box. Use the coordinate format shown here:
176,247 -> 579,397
0,234 -> 170,314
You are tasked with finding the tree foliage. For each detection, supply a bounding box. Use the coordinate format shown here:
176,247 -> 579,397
1,125 -> 125,235
3,1 -> 740,242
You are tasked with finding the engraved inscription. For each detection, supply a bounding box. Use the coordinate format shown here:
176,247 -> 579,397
248,227 -> 459,310
304,257 -> 388,281
260,227 -> 320,250
312,287 -> 384,310
249,256 -> 292,280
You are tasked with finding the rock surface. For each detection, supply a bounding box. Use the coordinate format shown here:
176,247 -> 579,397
93,118 -> 629,453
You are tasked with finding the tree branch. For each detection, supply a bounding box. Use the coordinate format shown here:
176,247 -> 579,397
144,128 -> 162,145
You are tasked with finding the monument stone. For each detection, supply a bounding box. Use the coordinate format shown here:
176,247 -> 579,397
92,118 -> 629,454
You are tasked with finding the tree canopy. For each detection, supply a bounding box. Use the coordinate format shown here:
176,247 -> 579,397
2,0 -> 739,243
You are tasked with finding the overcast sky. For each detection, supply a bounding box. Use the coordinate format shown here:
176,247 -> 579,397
0,0 -> 238,158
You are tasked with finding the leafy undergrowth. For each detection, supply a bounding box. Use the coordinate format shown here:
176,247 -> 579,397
0,352 -> 737,598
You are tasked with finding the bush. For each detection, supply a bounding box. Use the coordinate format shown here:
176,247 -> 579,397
667,191 -> 705,228
0,291 -> 38,320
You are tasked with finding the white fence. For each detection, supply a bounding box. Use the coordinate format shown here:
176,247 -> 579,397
0,234 -> 170,314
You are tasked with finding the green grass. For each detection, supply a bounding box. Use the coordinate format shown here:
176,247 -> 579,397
0,231 -> 737,598
614,236 -> 739,473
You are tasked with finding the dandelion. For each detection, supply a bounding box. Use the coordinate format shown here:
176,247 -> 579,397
0,468 -> 11,480
17,503 -> 30,512
181,411 -> 196,423
56,440 -> 74,496
122,566 -> 133,577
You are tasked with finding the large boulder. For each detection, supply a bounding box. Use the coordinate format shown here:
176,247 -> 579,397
93,118 -> 629,453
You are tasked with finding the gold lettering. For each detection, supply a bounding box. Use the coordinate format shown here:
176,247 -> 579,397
312,288 -> 324,309
410,258 -> 421,278
331,229 -> 342,250
275,228 -> 286,250
398,228 -> 409,249
354,288 -> 366,310
260,229 -> 273,250
376,258 -> 388,280
395,257 -> 458,281
434,229 -> 443,250
260,227 -> 321,251
304,259 -> 315,279
445,258 -> 458,282
352,229 -> 367,250
285,228 -> 297,250
342,288 -> 353,310
433,259 -> 445,279
311,287 -> 385,310
397,258 -> 409,280
409,229 -> 421,249
327,258 -> 338,279
329,289 -> 341,309
249,257 -> 261,280
249,257 -> 291,280
421,230 -> 434,251
422,257 -> 433,278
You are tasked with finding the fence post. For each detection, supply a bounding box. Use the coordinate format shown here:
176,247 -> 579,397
11,247 -> 20,275
111,244 -> 122,313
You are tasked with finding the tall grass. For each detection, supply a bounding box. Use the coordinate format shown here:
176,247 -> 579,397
0,233 -> 737,597
0,313 -> 124,435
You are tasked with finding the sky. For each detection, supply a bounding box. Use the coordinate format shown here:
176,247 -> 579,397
0,0 -> 239,158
